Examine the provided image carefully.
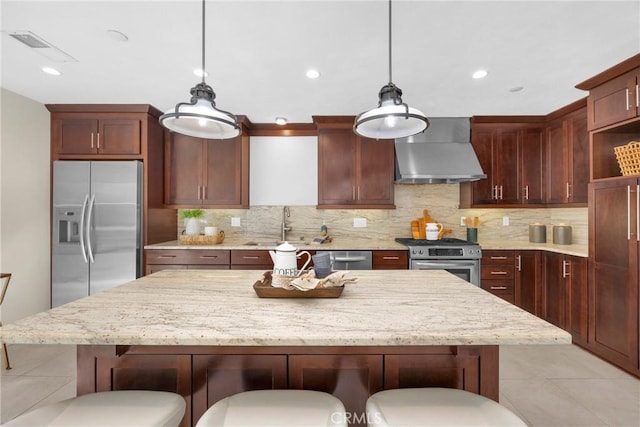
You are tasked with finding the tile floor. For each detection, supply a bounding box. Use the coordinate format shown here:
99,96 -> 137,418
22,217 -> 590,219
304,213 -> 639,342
0,343 -> 638,426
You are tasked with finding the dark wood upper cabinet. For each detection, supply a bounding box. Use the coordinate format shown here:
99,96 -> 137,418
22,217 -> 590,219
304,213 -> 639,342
462,119 -> 544,207
545,103 -> 588,205
164,130 -> 249,209
315,117 -> 394,208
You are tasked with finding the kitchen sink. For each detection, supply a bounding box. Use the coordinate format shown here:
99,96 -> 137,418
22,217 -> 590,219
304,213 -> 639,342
243,241 -> 312,246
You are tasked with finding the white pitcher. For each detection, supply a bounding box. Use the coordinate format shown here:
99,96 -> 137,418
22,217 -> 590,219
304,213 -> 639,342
269,242 -> 312,287
425,223 -> 443,240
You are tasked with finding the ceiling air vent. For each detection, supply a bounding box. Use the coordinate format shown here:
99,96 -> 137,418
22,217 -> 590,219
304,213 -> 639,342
8,31 -> 77,62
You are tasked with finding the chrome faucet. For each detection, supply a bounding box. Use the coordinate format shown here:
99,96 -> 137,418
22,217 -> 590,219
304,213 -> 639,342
281,206 -> 292,242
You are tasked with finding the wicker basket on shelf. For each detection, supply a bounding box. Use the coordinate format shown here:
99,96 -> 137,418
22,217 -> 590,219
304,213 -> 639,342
615,141 -> 640,176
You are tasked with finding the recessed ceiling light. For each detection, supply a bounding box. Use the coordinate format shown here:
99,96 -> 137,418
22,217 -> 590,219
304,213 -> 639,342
42,66 -> 61,76
509,86 -> 524,93
306,69 -> 320,79
472,69 -> 488,79
194,69 -> 208,78
106,29 -> 129,42
275,117 -> 288,125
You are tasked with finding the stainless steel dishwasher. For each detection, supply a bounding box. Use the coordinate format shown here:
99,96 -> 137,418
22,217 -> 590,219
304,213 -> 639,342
315,250 -> 373,270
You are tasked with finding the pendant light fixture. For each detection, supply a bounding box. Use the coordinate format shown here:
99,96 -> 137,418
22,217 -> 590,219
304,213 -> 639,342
160,0 -> 239,139
354,0 -> 429,139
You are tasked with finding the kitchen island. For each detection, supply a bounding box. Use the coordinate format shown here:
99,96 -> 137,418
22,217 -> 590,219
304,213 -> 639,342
0,270 -> 570,426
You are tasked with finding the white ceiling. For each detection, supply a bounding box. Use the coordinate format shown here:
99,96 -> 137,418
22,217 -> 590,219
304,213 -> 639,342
2,0 -> 639,124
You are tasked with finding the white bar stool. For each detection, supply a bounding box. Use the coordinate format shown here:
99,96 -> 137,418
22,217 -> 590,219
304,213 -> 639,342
195,389 -> 347,427
3,390 -> 186,427
366,388 -> 526,427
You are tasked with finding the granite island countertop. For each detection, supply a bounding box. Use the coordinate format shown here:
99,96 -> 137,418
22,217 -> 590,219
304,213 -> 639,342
0,269 -> 570,347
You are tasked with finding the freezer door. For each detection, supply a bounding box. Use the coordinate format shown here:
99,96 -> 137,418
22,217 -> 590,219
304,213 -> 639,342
52,161 -> 90,307
88,161 -> 142,295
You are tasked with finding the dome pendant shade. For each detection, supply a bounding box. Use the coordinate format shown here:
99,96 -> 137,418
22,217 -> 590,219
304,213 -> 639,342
160,82 -> 240,139
159,0 -> 239,140
354,82 -> 429,139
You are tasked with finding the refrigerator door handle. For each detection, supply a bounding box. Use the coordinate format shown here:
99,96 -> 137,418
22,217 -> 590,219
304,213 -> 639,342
86,194 -> 96,263
79,194 -> 89,263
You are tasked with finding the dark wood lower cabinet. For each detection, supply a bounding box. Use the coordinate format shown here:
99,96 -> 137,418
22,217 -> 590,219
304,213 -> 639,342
77,345 -> 498,427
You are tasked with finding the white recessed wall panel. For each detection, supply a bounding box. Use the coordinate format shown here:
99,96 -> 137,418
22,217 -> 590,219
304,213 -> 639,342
250,136 -> 318,206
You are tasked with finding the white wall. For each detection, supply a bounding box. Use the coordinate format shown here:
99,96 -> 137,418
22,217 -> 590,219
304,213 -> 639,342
0,89 -> 51,323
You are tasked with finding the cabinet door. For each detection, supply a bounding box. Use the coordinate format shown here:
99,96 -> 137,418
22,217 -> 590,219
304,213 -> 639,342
566,256 -> 588,346
98,119 -> 141,154
520,128 -> 544,204
546,119 -> 568,204
470,128 -> 496,205
494,128 -> 520,204
589,179 -> 639,373
356,138 -> 394,206
515,251 -> 540,315
192,355 -> 287,425
289,355 -> 383,427
568,111 -> 589,203
543,252 -> 566,329
164,134 -> 204,206
588,70 -> 638,130
57,118 -> 98,154
318,129 -> 356,206
203,138 -> 243,206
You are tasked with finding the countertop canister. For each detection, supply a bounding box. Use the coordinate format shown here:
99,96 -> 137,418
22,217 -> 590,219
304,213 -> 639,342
529,223 -> 547,243
553,224 -> 572,245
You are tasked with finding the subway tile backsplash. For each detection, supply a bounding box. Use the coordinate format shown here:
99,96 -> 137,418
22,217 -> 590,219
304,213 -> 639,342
177,184 -> 587,245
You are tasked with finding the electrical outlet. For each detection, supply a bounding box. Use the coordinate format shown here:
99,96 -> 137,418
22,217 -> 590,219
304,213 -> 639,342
502,216 -> 510,226
460,216 -> 467,226
231,217 -> 241,227
353,217 -> 367,228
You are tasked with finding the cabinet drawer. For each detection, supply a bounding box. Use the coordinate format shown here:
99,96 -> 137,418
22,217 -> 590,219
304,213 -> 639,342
146,249 -> 230,265
482,250 -> 515,266
230,250 -> 273,266
373,250 -> 408,269
481,280 -> 515,304
481,265 -> 515,280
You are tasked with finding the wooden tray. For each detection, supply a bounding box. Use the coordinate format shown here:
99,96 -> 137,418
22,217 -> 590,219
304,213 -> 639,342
253,271 -> 344,298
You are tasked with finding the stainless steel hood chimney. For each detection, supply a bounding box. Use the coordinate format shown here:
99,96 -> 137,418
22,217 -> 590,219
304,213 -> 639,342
394,117 -> 486,184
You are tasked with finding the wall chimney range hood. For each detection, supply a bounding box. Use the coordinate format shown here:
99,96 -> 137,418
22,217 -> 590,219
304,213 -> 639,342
394,117 -> 486,184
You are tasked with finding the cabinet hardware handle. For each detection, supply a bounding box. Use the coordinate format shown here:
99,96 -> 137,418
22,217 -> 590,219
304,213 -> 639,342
626,88 -> 631,111
566,182 -> 571,200
383,256 -> 400,260
158,255 -> 177,259
352,186 -> 356,201
516,255 -> 521,271
490,256 -> 508,260
96,133 -> 100,149
492,185 -> 497,200
499,185 -> 503,200
202,186 -> 207,200
490,271 -> 508,275
243,256 -> 260,260
357,186 -> 360,200
199,256 -> 219,259
91,133 -> 94,149
637,84 -> 640,108
490,286 -> 508,290
628,185 -> 632,240
524,186 -> 529,200
197,186 -> 202,200
562,260 -> 570,278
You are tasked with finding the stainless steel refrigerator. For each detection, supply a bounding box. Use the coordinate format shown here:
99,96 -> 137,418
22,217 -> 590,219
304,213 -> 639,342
52,161 -> 142,307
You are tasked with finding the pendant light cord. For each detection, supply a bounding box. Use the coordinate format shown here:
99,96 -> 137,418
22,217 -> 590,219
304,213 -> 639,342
388,0 -> 392,84
201,0 -> 206,84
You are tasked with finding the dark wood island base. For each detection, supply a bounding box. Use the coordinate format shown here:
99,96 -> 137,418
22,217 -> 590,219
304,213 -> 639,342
77,344 -> 499,427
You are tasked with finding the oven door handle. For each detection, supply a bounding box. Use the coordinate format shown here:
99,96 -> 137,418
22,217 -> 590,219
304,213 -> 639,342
412,260 -> 478,269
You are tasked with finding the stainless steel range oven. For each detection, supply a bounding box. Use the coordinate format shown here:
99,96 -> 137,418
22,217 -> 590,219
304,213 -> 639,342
395,238 -> 482,286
